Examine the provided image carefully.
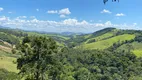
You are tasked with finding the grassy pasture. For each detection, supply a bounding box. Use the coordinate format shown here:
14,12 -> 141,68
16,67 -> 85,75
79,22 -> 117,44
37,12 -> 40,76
83,34 -> 135,50
0,56 -> 18,73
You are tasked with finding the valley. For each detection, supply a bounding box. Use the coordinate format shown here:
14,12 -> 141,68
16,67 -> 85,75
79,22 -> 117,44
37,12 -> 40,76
0,27 -> 142,79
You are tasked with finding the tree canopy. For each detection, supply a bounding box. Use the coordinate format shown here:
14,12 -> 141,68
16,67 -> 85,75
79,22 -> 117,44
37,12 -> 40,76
16,36 -> 61,80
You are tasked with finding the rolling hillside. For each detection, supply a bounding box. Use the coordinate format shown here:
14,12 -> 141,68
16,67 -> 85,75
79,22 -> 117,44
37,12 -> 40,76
66,28 -> 142,57
0,40 -> 18,73
1,27 -> 142,73
83,34 -> 135,50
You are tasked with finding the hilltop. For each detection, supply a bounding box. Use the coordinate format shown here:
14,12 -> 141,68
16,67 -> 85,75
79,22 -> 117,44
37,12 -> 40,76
65,27 -> 142,57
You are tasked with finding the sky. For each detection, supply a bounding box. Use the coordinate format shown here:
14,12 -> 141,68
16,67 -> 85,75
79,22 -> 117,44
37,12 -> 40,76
0,0 -> 141,33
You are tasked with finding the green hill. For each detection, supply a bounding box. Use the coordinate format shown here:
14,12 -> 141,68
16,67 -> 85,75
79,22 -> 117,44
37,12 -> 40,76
65,28 -> 142,58
83,34 -> 135,50
85,29 -> 119,43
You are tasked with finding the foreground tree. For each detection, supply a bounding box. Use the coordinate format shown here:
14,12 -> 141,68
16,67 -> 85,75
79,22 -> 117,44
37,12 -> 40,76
16,36 -> 60,80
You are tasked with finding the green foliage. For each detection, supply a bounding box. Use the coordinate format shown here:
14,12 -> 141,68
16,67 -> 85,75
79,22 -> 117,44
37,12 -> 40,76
116,42 -> 142,57
0,28 -> 28,37
0,32 -> 19,44
16,36 -> 61,80
91,28 -> 116,37
57,49 -> 142,80
135,35 -> 142,42
27,31 -> 70,43
0,28 -> 28,45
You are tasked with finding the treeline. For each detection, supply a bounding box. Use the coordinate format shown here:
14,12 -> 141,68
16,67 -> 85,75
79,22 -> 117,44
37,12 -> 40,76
0,28 -> 28,37
0,32 -> 19,44
116,30 -> 142,36
135,35 -> 142,42
0,28 -> 28,44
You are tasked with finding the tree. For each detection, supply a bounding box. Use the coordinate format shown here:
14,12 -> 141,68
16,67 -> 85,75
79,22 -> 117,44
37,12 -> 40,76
74,67 -> 90,80
16,36 -> 59,80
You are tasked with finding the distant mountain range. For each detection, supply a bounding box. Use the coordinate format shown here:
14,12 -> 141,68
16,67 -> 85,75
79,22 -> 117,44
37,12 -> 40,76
0,26 -> 10,29
0,25 -> 85,35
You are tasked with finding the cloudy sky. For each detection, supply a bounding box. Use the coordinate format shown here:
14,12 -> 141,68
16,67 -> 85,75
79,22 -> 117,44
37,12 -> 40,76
0,0 -> 141,33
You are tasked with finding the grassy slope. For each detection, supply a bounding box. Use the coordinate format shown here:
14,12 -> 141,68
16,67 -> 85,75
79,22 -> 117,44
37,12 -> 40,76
0,50 -> 18,73
85,29 -> 119,43
85,32 -> 114,43
83,34 -> 135,50
0,40 -> 18,73
0,56 -> 18,73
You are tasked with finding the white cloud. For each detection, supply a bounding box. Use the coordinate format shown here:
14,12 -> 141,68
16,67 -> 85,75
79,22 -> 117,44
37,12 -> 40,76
101,9 -> 111,14
47,8 -> 71,18
60,15 -> 66,18
0,16 -> 140,33
0,16 -> 9,21
36,9 -> 39,12
115,13 -> 125,16
47,10 -> 58,14
0,7 -> 4,11
59,8 -> 71,15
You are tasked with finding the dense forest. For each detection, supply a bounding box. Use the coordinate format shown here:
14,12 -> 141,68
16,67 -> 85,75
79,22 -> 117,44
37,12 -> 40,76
1,27 -> 142,80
